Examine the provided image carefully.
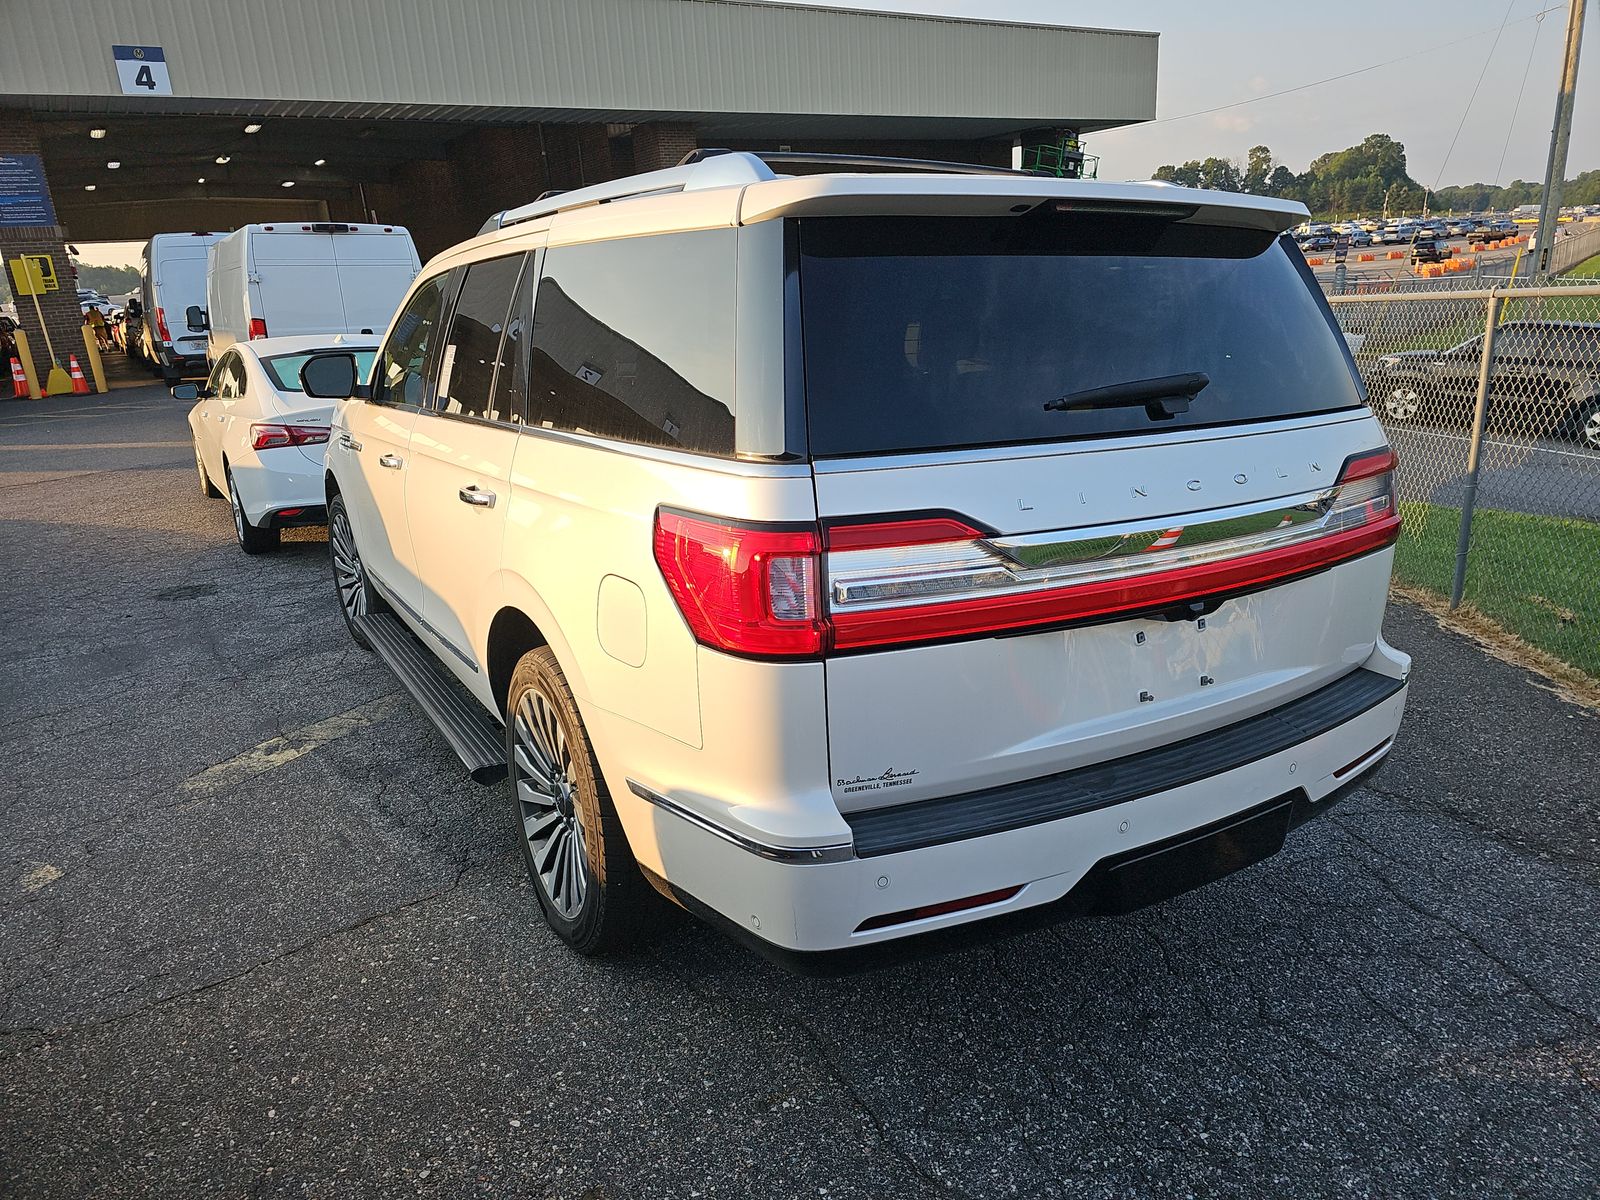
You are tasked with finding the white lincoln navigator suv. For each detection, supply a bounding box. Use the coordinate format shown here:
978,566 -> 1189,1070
302,151 -> 1410,971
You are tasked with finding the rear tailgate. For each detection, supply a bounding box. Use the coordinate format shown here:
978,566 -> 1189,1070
813,418 -> 1393,810
795,211 -> 1396,812
250,232 -> 344,339
330,229 -> 418,335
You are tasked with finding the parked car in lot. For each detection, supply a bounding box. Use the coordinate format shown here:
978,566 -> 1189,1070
1409,238 -> 1446,264
302,151 -> 1410,970
173,334 -> 378,552
201,222 -> 420,361
1374,320 -> 1600,449
138,232 -> 228,381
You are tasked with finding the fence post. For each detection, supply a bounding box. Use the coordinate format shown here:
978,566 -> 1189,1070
1450,290 -> 1503,608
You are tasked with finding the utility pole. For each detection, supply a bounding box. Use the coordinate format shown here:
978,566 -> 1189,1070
1532,0 -> 1586,275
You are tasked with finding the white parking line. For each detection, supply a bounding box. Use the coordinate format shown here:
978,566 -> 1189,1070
177,694 -> 406,800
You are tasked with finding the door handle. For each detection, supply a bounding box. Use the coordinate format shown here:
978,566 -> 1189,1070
339,433 -> 362,451
378,453 -> 403,469
458,485 -> 496,508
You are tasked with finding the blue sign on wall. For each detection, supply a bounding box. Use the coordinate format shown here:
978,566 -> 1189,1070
0,155 -> 58,228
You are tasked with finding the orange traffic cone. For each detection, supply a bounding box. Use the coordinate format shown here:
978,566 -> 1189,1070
9,356 -> 27,398
68,355 -> 90,395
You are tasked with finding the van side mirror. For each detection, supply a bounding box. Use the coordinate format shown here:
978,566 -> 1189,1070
170,383 -> 200,401
185,305 -> 208,331
301,352 -> 360,400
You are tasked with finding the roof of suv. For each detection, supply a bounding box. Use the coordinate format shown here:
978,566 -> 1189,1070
454,150 -> 1309,264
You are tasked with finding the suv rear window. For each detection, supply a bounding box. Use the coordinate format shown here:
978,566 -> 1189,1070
797,214 -> 1363,458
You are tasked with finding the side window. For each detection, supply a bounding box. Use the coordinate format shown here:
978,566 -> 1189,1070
374,275 -> 447,408
528,230 -> 736,455
437,253 -> 526,422
496,256 -> 534,424
205,355 -> 231,397
211,353 -> 245,398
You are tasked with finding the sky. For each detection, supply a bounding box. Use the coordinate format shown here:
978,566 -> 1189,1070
74,0 -> 1597,268
793,0 -> 1596,185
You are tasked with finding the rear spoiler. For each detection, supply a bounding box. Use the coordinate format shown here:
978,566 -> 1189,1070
735,176 -> 1308,235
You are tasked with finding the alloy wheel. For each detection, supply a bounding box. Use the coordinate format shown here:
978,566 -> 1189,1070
513,688 -> 589,921
330,507 -> 367,621
1585,407 -> 1600,452
229,479 -> 247,542
1385,389 -> 1420,421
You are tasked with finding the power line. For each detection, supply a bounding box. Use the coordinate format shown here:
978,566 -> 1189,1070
1495,9 -> 1548,184
1426,0 -> 1519,197
1144,4 -> 1566,128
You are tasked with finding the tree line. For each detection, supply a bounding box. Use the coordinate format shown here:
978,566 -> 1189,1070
1152,133 -> 1600,218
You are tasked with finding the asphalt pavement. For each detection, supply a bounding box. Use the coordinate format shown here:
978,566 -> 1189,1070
3,386 -> 1598,1199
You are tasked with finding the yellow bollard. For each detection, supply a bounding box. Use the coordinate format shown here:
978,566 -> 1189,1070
81,328 -> 107,394
13,329 -> 43,400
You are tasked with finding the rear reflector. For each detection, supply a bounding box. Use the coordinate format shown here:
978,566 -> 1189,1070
250,423 -> 329,451
653,445 -> 1399,660
855,885 -> 1023,932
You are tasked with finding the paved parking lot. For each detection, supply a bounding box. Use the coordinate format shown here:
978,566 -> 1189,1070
3,387 -> 1598,1199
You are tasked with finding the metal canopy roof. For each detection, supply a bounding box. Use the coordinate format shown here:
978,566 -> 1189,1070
1,0 -> 1157,129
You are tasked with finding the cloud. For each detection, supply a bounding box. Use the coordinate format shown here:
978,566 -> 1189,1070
1248,75 -> 1269,94
1211,111 -> 1256,134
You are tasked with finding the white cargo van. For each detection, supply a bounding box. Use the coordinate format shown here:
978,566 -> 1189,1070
203,223 -> 420,361
138,232 -> 227,381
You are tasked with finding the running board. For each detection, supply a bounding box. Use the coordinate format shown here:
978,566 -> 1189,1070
353,612 -> 506,783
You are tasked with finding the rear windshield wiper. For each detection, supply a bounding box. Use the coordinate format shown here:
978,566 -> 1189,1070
1044,371 -> 1210,421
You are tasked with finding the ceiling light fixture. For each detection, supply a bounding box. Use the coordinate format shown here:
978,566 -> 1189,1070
106,161 -> 121,169
84,184 -> 96,191
197,177 -> 206,184
215,155 -> 231,164
89,128 -> 107,140
243,123 -> 263,134
313,158 -> 326,167
280,180 -> 295,188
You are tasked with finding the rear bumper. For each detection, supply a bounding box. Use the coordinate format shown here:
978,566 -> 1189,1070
228,453 -> 330,526
620,643 -> 1410,970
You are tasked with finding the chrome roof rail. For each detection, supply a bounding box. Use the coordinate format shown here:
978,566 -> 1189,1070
493,151 -> 778,231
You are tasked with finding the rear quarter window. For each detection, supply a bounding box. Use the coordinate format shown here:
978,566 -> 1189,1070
797,214 -> 1363,458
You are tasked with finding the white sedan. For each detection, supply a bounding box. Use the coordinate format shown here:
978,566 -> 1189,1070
175,334 -> 378,554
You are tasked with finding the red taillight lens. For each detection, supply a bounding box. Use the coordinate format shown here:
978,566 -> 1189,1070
657,447 -> 1401,658
652,509 -> 825,659
250,423 -> 329,451
154,306 -> 172,342
248,318 -> 269,340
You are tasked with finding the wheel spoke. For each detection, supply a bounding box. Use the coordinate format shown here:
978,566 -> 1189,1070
523,806 -> 561,841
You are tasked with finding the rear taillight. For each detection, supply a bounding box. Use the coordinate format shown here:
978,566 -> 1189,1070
248,318 -> 269,340
154,306 -> 172,342
652,509 -> 826,658
655,447 -> 1400,659
250,423 -> 329,451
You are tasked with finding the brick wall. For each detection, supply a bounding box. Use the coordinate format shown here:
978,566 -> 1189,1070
631,123 -> 698,173
0,110 -> 88,383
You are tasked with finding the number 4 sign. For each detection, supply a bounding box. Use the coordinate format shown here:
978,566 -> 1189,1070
112,45 -> 173,96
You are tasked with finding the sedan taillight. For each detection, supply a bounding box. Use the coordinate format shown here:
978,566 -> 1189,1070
250,423 -> 330,451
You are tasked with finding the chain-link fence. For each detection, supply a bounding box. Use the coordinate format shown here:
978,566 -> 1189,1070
1327,280 -> 1600,679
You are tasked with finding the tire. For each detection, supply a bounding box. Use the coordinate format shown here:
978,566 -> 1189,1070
225,466 -> 279,555
195,441 -> 222,498
507,647 -> 655,955
328,492 -> 383,649
1578,398 -> 1600,453
1384,387 -> 1421,422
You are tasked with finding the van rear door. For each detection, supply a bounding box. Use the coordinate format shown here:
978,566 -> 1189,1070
795,212 -> 1398,811
330,228 -> 420,335
249,231 -> 345,339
